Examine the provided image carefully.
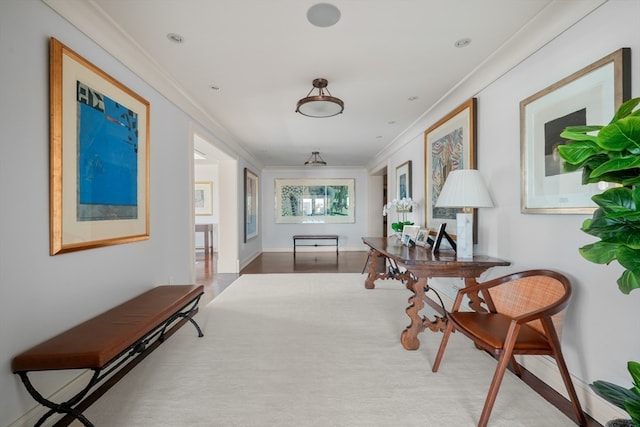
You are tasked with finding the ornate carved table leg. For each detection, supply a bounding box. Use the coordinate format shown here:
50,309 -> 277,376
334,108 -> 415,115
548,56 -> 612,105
464,277 -> 488,313
364,248 -> 388,289
400,276 -> 447,350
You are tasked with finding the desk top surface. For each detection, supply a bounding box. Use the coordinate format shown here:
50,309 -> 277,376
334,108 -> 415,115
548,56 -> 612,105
362,236 -> 509,268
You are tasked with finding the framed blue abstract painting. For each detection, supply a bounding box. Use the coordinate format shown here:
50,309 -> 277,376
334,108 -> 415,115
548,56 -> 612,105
49,38 -> 150,254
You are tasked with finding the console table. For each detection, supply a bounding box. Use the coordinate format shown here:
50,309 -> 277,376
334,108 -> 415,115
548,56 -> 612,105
362,236 -> 509,350
195,223 -> 214,256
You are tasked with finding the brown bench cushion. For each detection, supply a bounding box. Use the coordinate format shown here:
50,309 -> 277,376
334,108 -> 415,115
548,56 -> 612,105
12,284 -> 203,373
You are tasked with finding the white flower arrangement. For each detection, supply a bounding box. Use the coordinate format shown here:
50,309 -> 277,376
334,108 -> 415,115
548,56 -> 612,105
383,197 -> 419,232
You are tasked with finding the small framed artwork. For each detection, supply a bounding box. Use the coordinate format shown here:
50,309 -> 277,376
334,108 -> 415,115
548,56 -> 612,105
395,160 -> 412,200
415,228 -> 429,247
49,38 -> 150,255
401,225 -> 420,246
194,181 -> 213,216
520,48 -> 630,214
244,168 -> 259,242
424,98 -> 476,234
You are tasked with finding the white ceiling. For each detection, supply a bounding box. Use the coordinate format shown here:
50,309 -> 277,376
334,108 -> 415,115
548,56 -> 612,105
44,0 -> 606,168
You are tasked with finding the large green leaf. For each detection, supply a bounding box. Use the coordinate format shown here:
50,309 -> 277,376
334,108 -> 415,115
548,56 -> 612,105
590,380 -> 638,409
590,156 -> 640,178
618,270 -> 640,294
617,246 -> 640,272
630,362 -> 640,388
579,241 -> 619,264
611,98 -> 640,123
591,187 -> 635,213
557,140 -> 600,165
597,117 -> 640,151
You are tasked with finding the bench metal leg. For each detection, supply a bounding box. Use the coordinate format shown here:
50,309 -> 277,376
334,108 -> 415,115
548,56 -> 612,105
159,293 -> 204,341
18,369 -> 101,427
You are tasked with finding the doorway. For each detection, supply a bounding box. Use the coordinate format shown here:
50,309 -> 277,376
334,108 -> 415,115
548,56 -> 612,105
193,132 -> 239,274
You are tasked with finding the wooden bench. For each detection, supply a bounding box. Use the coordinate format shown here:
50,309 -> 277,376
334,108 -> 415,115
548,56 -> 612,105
11,284 -> 204,427
293,234 -> 339,256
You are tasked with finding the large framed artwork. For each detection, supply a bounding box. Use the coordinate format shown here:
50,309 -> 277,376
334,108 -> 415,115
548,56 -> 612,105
49,38 -> 150,255
275,178 -> 355,224
244,168 -> 259,242
520,48 -> 631,214
194,181 -> 213,216
395,161 -> 412,200
424,98 -> 477,236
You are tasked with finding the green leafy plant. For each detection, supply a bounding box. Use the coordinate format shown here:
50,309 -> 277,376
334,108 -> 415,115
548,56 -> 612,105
558,97 -> 640,294
590,361 -> 640,426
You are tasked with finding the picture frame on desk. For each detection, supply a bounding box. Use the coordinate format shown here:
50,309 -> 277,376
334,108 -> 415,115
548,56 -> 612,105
415,228 -> 429,247
401,225 -> 420,246
432,223 -> 456,254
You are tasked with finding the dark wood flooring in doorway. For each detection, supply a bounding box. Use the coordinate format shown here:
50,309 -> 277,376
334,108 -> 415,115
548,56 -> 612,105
196,250 -> 601,427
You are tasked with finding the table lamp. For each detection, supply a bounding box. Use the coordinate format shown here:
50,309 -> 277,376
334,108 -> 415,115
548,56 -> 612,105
435,169 -> 494,259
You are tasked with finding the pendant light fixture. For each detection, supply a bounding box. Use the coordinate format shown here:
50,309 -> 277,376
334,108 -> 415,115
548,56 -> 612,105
296,78 -> 344,118
304,151 -> 327,166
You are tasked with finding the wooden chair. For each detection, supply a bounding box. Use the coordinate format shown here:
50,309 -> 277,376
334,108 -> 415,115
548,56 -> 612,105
431,270 -> 586,427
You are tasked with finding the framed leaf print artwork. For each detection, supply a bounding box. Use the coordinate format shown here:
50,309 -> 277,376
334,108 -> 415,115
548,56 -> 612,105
424,98 -> 477,234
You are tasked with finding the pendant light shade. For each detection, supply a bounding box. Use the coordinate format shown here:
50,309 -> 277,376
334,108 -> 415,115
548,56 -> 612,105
304,151 -> 327,166
296,78 -> 344,118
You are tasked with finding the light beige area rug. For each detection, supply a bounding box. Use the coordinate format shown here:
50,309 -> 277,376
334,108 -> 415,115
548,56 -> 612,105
79,273 -> 575,426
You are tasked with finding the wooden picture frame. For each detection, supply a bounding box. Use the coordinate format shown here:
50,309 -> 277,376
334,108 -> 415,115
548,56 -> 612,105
520,48 -> 631,214
424,98 -> 477,234
275,178 -> 355,224
49,38 -> 150,255
415,228 -> 429,247
395,160 -> 412,200
244,168 -> 259,242
194,181 -> 213,216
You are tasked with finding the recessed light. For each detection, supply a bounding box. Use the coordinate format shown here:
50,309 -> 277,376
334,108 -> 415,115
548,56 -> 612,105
307,3 -> 341,27
454,38 -> 472,48
167,33 -> 184,43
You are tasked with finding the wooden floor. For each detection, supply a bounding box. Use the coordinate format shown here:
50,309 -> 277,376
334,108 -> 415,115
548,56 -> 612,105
196,250 -> 601,427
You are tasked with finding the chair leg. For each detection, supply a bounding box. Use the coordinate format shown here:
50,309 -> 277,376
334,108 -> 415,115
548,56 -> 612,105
477,349 -> 512,427
553,348 -> 587,426
432,319 -> 455,372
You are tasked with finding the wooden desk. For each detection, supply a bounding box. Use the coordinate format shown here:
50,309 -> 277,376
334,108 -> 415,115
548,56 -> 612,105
195,223 -> 213,256
362,236 -> 509,350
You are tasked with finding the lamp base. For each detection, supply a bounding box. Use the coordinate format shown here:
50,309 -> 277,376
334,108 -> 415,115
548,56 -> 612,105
456,212 -> 473,259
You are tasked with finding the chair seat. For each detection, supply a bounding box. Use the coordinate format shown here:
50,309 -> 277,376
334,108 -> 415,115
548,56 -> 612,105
450,312 -> 551,352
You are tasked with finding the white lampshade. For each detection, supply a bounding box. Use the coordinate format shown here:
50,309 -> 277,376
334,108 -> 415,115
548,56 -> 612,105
435,169 -> 493,259
435,169 -> 493,209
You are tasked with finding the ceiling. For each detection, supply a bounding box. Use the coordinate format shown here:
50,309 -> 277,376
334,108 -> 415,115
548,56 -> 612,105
44,0 -> 605,169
